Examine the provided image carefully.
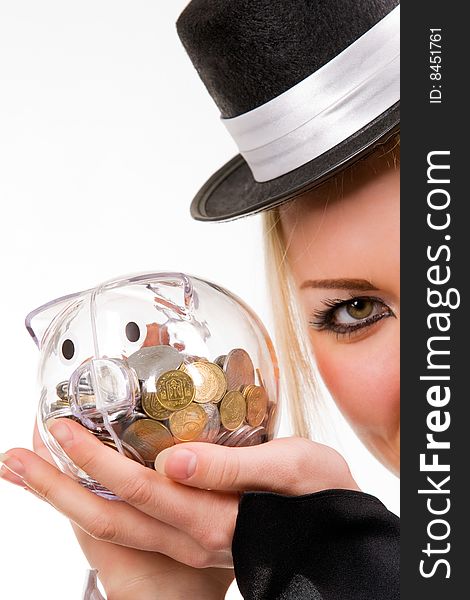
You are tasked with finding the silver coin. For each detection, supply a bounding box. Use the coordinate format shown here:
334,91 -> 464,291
134,394 -> 143,412
58,379 -> 94,401
182,354 -> 209,364
56,381 -> 69,401
214,355 -> 227,369
127,345 -> 183,381
194,403 -> 221,443
223,349 -> 255,391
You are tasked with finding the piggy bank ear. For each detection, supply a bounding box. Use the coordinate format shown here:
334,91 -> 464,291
25,291 -> 83,348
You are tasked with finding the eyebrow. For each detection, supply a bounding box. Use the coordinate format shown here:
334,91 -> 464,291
299,278 -> 379,291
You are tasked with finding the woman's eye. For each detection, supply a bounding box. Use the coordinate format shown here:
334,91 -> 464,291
336,299 -> 376,323
310,296 -> 394,337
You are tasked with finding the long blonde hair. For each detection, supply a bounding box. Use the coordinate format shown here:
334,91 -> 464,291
263,134 -> 400,440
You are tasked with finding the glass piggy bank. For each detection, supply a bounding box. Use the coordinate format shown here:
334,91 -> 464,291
26,272 -> 280,499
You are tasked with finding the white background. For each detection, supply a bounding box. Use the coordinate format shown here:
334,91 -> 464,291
0,2 -> 399,598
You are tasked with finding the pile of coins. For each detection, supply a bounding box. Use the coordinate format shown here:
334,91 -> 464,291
49,346 -> 274,470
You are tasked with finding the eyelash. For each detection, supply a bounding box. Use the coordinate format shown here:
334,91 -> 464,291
309,295 -> 395,339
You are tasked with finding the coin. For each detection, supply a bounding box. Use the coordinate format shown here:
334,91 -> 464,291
127,345 -> 183,381
134,394 -> 143,412
110,411 -> 148,437
98,435 -> 146,465
121,419 -> 175,461
56,381 -> 69,401
264,400 -> 277,439
220,390 -> 246,430
141,386 -> 172,420
194,403 -> 221,442
214,355 -> 227,369
51,395 -> 71,408
218,424 -> 252,446
255,368 -> 265,388
244,385 -> 268,427
156,370 -> 195,411
183,361 -> 227,404
223,349 -> 255,391
181,354 -> 209,364
169,403 -> 208,441
215,427 -> 232,445
236,426 -> 267,447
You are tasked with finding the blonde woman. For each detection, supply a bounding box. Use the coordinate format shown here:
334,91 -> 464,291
0,1 -> 400,599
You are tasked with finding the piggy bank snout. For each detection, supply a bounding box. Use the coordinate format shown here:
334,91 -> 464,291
68,358 -> 138,428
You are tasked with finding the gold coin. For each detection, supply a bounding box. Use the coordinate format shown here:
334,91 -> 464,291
183,361 -> 227,404
169,403 -> 208,441
141,386 -> 172,420
220,390 -> 246,431
245,385 -> 268,427
121,419 -> 175,462
240,384 -> 256,399
156,370 -> 195,411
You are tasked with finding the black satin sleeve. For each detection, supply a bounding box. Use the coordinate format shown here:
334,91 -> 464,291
231,489 -> 399,600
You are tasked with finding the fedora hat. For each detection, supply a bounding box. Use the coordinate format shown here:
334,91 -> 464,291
177,0 -> 400,222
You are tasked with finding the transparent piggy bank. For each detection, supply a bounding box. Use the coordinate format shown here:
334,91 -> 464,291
26,272 -> 280,499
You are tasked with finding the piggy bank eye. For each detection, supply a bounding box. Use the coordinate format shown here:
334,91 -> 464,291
61,338 -> 75,361
125,322 -> 141,343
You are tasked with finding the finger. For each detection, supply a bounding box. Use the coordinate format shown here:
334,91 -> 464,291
0,455 -> 27,487
1,453 -> 48,504
0,464 -> 49,501
46,418 -> 237,546
33,420 -> 55,464
0,446 -> 225,567
154,437 -> 357,494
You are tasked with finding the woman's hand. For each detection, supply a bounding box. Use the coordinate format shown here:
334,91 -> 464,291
0,418 -> 359,591
0,423 -> 235,600
69,525 -> 235,600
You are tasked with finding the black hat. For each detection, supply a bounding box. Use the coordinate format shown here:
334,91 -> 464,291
177,0 -> 400,222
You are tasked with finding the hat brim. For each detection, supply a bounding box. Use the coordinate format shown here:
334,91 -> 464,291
191,102 -> 400,222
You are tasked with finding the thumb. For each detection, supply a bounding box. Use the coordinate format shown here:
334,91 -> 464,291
154,437 -> 358,495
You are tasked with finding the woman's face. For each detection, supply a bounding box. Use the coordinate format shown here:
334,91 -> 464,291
279,156 -> 400,476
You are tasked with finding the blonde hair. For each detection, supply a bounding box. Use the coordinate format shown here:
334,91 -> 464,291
263,134 -> 400,440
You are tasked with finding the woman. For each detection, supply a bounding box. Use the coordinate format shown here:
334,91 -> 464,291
0,1 -> 400,599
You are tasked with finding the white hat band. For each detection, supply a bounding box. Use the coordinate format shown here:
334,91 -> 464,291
221,5 -> 400,182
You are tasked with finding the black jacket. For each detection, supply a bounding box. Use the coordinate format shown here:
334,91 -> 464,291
232,489 -> 400,600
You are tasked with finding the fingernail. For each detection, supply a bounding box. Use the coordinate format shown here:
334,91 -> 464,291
0,468 -> 26,487
48,420 -> 73,448
0,452 -> 25,479
155,449 -> 197,480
